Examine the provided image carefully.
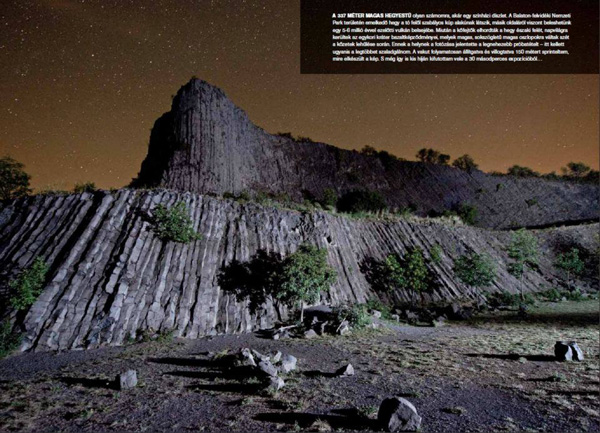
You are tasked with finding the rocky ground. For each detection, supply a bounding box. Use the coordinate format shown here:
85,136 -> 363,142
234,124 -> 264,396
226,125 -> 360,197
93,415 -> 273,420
0,300 -> 598,432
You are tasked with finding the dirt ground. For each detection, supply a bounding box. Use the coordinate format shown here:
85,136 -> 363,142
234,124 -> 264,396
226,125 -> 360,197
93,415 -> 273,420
0,300 -> 598,432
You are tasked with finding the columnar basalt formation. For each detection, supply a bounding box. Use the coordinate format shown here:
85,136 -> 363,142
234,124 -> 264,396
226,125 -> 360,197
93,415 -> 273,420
133,79 -> 599,230
0,190 -> 597,351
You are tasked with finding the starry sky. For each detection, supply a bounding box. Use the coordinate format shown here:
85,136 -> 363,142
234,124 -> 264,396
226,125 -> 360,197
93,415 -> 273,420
0,0 -> 598,191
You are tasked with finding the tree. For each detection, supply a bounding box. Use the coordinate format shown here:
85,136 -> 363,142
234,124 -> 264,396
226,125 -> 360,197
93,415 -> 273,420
457,203 -> 478,225
416,148 -> 450,165
383,247 -> 430,306
562,162 -> 591,179
507,165 -> 540,177
507,229 -> 539,300
360,145 -> 378,156
454,252 -> 496,289
153,201 -> 202,243
554,248 -> 584,291
276,244 -> 337,322
0,156 -> 32,200
452,155 -> 478,172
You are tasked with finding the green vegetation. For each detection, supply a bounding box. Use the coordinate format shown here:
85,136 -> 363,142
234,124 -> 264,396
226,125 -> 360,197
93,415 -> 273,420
430,244 -> 443,264
9,257 -> 49,311
454,252 -> 496,289
320,188 -> 338,209
333,304 -> 371,329
0,156 -> 32,200
152,201 -> 202,243
337,189 -> 387,214
554,248 -> 584,292
416,148 -> 450,165
452,154 -> 478,172
382,247 -> 431,306
486,290 -> 535,308
73,182 -> 97,193
0,321 -> 21,359
507,229 -> 539,300
276,244 -> 337,322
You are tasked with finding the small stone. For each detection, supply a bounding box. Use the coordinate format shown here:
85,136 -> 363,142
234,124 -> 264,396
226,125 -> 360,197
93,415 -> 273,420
378,397 -> 422,432
271,351 -> 282,364
554,341 -> 573,361
117,370 -> 138,390
257,359 -> 278,377
338,323 -> 351,335
336,363 -> 354,377
569,342 -> 584,361
280,354 -> 297,373
266,376 -> 285,392
251,349 -> 269,362
391,314 -> 400,322
304,329 -> 318,339
372,310 -> 382,319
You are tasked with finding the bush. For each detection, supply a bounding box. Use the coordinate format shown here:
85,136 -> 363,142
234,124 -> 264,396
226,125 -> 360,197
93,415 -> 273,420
320,188 -> 338,209
554,248 -> 584,291
416,148 -> 450,165
0,156 -> 32,200
430,244 -> 443,264
507,165 -> 540,178
74,182 -> 97,193
454,253 -> 496,288
153,201 -> 202,243
565,288 -> 584,301
365,298 -> 392,319
539,287 -> 562,302
337,190 -> 387,214
0,321 -> 21,359
457,203 -> 478,225
487,290 -> 535,308
9,257 -> 49,311
334,304 -> 371,329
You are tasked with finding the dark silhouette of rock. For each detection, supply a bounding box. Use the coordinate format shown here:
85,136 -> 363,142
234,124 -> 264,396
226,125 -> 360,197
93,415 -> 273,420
378,396 -> 422,432
132,78 -> 598,230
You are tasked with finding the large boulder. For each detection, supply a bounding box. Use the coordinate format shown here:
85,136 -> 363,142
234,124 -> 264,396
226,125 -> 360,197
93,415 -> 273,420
378,397 -> 422,432
569,342 -> 584,361
554,341 -> 573,361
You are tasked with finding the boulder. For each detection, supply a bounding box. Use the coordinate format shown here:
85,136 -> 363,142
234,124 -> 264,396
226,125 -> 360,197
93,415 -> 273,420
338,322 -> 351,335
336,363 -> 354,377
304,329 -> 318,339
251,349 -> 269,362
238,348 -> 257,367
271,351 -> 282,364
378,397 -> 422,432
266,376 -> 285,392
116,370 -> 138,390
280,354 -> 297,373
554,341 -> 573,361
257,359 -> 278,377
569,342 -> 584,361
390,314 -> 400,322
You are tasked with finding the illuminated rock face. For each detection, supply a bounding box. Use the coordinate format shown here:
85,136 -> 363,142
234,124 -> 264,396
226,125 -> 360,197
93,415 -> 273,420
133,78 -> 598,230
0,190 -> 597,351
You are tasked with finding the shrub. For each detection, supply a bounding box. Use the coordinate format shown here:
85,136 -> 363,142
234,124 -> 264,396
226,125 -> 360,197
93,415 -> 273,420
73,182 -> 97,193
554,248 -> 584,292
416,148 -> 450,165
0,156 -> 32,200
153,201 -> 202,243
365,298 -> 392,319
276,244 -> 337,322
333,304 -> 371,329
9,257 -> 49,311
430,244 -> 443,264
337,190 -> 387,214
320,188 -> 338,209
565,288 -> 584,301
454,252 -> 496,288
539,287 -> 562,302
507,165 -> 540,178
487,290 -> 535,308
452,155 -> 478,172
0,321 -> 21,359
457,203 -> 478,225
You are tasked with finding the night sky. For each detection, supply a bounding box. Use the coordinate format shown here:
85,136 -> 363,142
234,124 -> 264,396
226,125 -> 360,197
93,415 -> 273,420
1,0 -> 598,191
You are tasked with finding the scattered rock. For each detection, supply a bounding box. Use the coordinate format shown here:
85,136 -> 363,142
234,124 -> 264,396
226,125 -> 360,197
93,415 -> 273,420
238,348 -> 257,367
280,354 -> 297,373
116,370 -> 138,390
271,351 -> 282,364
304,329 -> 318,339
391,314 -> 400,322
405,311 -> 419,322
266,376 -> 285,392
338,322 -> 351,335
336,363 -> 354,377
251,349 -> 269,362
569,342 -> 584,361
257,359 -> 278,377
372,310 -> 382,319
433,316 -> 446,327
378,397 -> 422,432
554,341 -> 573,361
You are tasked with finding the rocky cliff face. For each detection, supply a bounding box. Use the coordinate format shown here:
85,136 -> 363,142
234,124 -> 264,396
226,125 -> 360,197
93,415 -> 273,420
1,190 -> 597,351
133,79 -> 598,230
